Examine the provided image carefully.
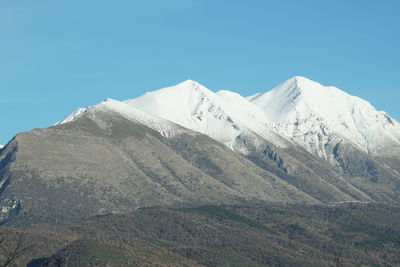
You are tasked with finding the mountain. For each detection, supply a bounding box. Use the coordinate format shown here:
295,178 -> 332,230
125,78 -> 399,168
126,80 -> 394,202
126,79 -> 400,201
249,76 -> 400,184
0,77 -> 399,225
250,76 -> 400,160
0,97 -> 328,225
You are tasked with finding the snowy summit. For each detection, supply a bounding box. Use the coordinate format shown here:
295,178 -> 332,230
249,76 -> 400,159
124,79 -> 286,150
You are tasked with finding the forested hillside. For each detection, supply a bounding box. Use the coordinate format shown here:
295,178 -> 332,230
1,203 -> 400,266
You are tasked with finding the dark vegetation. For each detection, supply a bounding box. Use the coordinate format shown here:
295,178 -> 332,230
2,202 -> 400,266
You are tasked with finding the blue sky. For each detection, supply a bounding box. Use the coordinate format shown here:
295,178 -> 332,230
1,0 -> 399,144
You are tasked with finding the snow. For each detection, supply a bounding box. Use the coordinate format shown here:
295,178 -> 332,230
250,76 -> 400,158
92,98 -> 183,137
246,93 -> 261,101
124,80 -> 244,146
54,108 -> 87,125
0,145 -> 3,149
56,99 -> 183,138
124,80 -> 288,150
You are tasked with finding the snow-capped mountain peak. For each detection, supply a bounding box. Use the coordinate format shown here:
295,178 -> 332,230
250,76 -> 400,159
251,76 -> 368,123
123,80 -> 245,146
178,79 -> 204,89
124,80 -> 288,150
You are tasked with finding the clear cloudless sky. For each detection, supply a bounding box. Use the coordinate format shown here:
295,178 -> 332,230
1,0 -> 399,144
